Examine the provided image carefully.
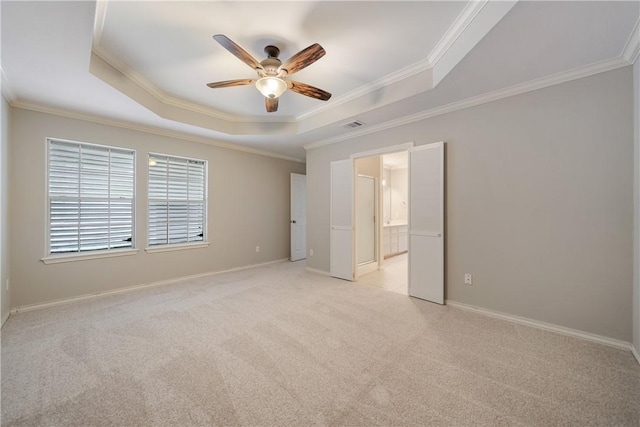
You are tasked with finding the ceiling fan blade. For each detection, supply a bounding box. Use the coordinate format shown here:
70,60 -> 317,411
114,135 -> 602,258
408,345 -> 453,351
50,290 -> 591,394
266,97 -> 279,113
213,34 -> 262,71
280,43 -> 326,76
287,81 -> 332,101
206,79 -> 256,89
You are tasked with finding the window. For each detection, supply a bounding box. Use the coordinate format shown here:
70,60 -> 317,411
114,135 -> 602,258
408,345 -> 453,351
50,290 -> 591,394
148,153 -> 206,247
47,139 -> 135,255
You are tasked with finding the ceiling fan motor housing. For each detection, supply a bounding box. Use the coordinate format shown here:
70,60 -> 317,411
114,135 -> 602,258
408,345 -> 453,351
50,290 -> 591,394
259,45 -> 282,76
260,59 -> 282,77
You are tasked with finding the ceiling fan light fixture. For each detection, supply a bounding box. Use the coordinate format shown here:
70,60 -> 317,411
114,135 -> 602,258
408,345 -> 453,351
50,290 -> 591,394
256,77 -> 287,99
209,35 -> 330,112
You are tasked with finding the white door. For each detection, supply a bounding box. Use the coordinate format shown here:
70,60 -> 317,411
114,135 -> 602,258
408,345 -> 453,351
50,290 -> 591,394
330,159 -> 354,281
356,175 -> 376,264
290,173 -> 306,261
408,142 -> 444,304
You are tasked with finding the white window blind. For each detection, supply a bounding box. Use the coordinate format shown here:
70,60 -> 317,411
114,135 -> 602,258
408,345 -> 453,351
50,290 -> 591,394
48,139 -> 135,254
148,154 -> 206,246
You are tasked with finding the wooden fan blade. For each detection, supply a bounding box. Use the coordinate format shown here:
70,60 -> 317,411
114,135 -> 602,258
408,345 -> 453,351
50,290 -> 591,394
206,79 -> 256,89
213,34 -> 262,71
287,81 -> 331,101
280,43 -> 325,76
266,97 -> 279,113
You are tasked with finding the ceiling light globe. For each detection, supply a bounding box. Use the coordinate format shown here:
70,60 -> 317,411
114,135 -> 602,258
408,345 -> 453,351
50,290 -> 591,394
256,77 -> 287,99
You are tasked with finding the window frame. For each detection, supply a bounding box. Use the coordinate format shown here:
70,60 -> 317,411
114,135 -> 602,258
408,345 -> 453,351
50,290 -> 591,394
42,137 -> 138,264
145,152 -> 209,253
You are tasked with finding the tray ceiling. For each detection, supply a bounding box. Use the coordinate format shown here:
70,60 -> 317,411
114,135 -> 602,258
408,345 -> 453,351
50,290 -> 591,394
2,1 -> 638,161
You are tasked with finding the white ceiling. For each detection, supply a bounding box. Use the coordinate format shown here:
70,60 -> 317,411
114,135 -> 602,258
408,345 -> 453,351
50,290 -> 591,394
96,1 -> 466,117
1,1 -> 639,162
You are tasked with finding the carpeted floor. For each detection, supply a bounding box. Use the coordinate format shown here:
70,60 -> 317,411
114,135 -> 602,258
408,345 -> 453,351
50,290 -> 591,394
1,260 -> 639,426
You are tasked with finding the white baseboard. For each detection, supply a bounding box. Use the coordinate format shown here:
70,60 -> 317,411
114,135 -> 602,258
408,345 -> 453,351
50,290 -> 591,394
446,299 -> 632,351
356,261 -> 378,277
10,258 -> 288,315
306,267 -> 330,276
632,344 -> 640,366
1,310 -> 9,328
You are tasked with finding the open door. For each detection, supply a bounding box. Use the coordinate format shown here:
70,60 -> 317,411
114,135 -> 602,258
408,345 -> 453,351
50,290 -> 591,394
290,173 -> 306,261
355,174 -> 378,277
330,159 -> 354,281
408,142 -> 444,304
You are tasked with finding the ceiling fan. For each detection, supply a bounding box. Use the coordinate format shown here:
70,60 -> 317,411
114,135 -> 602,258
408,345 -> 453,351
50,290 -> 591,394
207,34 -> 332,113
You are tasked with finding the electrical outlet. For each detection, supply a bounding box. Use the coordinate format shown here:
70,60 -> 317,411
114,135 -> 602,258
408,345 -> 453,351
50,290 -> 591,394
464,273 -> 473,285
5,279 -> 9,291
309,249 -> 314,256
255,246 -> 260,253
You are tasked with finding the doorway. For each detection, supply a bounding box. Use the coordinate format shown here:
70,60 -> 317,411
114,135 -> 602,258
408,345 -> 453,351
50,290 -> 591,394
357,152 -> 409,294
329,141 -> 445,304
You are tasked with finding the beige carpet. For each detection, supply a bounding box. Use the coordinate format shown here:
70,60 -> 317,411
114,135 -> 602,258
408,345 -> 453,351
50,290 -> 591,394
1,260 -> 639,426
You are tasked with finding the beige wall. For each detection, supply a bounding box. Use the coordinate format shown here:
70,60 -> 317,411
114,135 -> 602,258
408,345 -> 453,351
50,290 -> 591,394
307,67 -> 634,341
1,95 -> 10,324
9,108 -> 305,308
382,168 -> 391,223
633,57 -> 639,353
355,156 -> 380,179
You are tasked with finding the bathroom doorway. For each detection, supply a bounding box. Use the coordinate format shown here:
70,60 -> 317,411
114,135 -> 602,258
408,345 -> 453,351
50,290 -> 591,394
330,141 -> 444,303
354,151 -> 409,294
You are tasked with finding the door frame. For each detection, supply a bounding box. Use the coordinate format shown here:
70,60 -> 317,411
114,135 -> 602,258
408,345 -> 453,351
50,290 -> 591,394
355,174 -> 378,277
346,141 -> 445,305
351,142 -> 415,276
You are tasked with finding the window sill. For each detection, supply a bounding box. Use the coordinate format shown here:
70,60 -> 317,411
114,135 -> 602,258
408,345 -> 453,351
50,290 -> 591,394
145,242 -> 210,254
42,248 -> 139,264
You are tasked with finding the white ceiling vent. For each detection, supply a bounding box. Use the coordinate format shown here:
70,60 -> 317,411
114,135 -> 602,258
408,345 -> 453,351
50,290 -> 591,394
341,120 -> 366,129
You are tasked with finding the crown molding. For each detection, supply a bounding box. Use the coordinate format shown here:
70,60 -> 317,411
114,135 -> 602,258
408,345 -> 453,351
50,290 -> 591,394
92,0 -> 291,125
427,0 -> 488,67
430,0 -> 517,87
304,56 -> 629,151
295,60 -> 433,122
622,17 -> 639,64
91,0 -> 505,127
9,100 -> 305,163
0,66 -> 17,103
92,0 -> 108,47
296,1 -> 498,122
92,46 -> 249,123
91,29 -> 434,126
